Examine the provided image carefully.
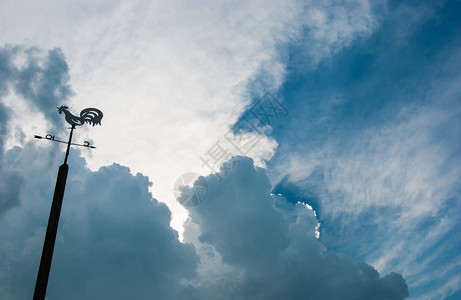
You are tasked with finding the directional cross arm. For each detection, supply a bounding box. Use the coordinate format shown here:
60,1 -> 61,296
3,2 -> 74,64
34,134 -> 96,148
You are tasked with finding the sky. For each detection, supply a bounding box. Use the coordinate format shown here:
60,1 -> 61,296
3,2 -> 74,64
0,0 -> 460,299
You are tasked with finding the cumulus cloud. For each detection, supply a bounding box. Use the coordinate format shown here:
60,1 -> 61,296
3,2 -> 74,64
0,47 -> 200,298
0,45 -> 73,218
0,145 -> 198,300
0,93 -> 19,215
182,156 -> 408,300
0,165 -> 23,218
0,146 -> 408,299
0,41 -> 409,298
0,45 -> 72,130
0,2 -> 411,298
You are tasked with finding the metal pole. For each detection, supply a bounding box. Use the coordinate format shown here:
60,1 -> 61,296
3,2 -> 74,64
33,126 -> 74,300
64,125 -> 75,165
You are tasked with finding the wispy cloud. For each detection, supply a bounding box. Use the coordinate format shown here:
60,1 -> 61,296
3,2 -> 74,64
267,1 -> 461,297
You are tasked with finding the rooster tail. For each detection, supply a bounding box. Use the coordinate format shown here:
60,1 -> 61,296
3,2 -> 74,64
80,108 -> 103,126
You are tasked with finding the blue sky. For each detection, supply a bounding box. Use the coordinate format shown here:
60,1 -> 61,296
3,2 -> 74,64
266,1 -> 461,298
0,0 -> 460,299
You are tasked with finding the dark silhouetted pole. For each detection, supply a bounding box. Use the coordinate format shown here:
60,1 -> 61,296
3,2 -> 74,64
33,125 -> 74,300
32,105 -> 103,300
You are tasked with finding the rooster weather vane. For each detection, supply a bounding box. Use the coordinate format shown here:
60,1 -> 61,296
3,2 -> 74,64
57,105 -> 103,127
34,106 -> 103,156
33,105 -> 103,300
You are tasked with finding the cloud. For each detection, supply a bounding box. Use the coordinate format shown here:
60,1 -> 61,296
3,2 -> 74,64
0,165 -> 24,219
0,45 -> 73,129
0,107 -> 410,300
0,45 -> 74,218
0,0 -> 383,235
271,69 -> 461,298
182,156 -> 408,300
0,145 -> 198,300
0,46 -> 16,149
13,47 -> 73,128
263,2 -> 461,297
0,112 -> 23,217
298,0 -> 379,67
0,1 -> 413,298
0,147 -> 408,300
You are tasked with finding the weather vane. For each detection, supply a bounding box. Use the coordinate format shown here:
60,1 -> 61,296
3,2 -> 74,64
33,105 -> 103,300
57,105 -> 103,127
34,106 -> 103,164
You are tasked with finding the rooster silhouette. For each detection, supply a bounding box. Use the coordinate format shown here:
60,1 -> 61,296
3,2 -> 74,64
58,105 -> 103,126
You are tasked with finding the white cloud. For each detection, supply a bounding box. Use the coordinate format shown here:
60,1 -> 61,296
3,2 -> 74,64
0,0 -> 380,234
0,1 -> 406,297
1,59 -> 409,297
300,0 -> 379,66
272,61 -> 461,298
